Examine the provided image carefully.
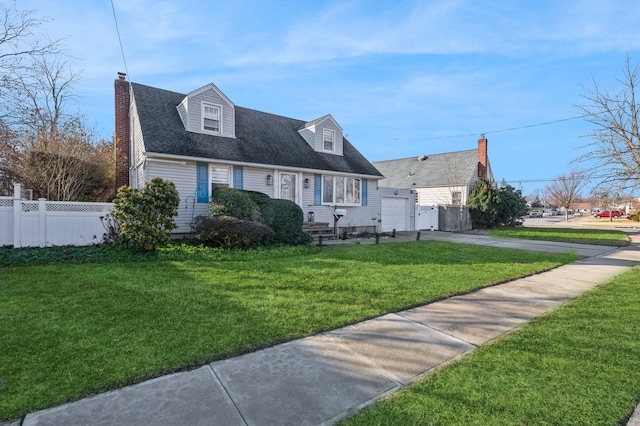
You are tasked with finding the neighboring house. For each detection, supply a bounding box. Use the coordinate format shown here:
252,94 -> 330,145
114,73 -> 384,234
373,136 -> 494,207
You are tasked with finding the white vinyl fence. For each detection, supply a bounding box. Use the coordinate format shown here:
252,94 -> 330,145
0,184 -> 113,248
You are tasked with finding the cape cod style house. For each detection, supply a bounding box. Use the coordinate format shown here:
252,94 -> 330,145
114,73 -> 384,234
373,136 -> 493,207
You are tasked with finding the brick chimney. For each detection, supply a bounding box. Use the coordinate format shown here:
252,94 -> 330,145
114,72 -> 130,190
477,134 -> 488,180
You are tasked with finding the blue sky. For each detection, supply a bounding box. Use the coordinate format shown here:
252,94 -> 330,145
20,0 -> 640,196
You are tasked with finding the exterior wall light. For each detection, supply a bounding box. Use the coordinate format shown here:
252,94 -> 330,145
266,174 -> 273,185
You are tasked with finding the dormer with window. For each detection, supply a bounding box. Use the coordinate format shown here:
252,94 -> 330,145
298,114 -> 343,155
176,83 -> 236,138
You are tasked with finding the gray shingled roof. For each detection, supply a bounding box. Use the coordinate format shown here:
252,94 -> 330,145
131,82 -> 382,177
373,150 -> 481,188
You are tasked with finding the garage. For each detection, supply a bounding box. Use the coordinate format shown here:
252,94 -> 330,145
381,197 -> 409,232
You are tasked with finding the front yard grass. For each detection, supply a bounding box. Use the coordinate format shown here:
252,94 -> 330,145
0,241 -> 577,420
489,227 -> 629,246
341,266 -> 640,426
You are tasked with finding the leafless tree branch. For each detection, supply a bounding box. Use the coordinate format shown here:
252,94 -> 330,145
574,54 -> 640,191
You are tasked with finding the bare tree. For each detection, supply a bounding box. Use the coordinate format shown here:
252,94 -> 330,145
7,56 -> 80,136
0,1 -> 61,120
545,170 -> 588,221
15,117 -> 114,201
0,118 -> 20,194
576,55 -> 640,191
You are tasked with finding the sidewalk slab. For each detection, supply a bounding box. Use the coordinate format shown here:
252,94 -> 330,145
23,366 -> 243,426
327,313 -> 475,384
211,336 -> 398,426
398,293 -> 539,346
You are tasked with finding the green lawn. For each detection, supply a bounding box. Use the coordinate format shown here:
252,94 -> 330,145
341,266 -> 640,425
490,227 -> 629,246
0,241 -> 577,420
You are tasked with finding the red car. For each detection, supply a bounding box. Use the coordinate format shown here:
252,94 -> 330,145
595,210 -> 622,218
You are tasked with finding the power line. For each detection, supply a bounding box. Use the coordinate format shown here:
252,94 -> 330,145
393,114 -> 590,141
111,0 -> 129,78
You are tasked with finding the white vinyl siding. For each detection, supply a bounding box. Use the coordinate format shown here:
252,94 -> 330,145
298,127 -> 314,147
146,161 -> 208,233
181,85 -> 235,138
416,186 -> 469,206
176,101 -> 187,128
242,167 -> 273,197
316,118 -> 343,156
298,115 -> 344,155
299,179 -> 382,229
130,97 -> 145,189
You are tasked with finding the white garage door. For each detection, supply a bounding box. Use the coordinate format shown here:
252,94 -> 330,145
381,197 -> 408,232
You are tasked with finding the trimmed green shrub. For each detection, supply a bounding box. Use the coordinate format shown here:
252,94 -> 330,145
193,216 -> 275,248
209,188 -> 262,222
247,192 -> 312,245
112,177 -> 180,252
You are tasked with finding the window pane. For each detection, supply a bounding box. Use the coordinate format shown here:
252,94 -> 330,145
323,129 -> 334,151
211,167 -> 229,188
204,118 -> 219,132
346,178 -> 354,203
354,179 -> 361,204
335,177 -> 345,203
322,176 -> 334,203
203,104 -> 220,132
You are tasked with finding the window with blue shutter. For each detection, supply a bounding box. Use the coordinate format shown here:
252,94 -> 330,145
196,162 -> 208,202
314,174 -> 322,205
362,179 -> 368,206
233,166 -> 243,189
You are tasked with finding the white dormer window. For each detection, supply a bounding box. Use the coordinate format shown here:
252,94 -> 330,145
323,129 -> 335,152
202,102 -> 221,134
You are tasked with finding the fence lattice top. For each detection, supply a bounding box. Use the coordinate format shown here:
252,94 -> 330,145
46,203 -> 113,213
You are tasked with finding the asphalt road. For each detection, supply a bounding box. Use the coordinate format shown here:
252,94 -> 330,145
522,214 -> 639,229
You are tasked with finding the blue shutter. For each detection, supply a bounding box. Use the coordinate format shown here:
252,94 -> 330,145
362,179 -> 368,206
196,163 -> 208,202
233,166 -> 243,189
314,174 -> 322,205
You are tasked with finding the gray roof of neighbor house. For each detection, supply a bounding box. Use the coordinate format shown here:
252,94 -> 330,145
131,82 -> 382,177
373,149 -> 486,188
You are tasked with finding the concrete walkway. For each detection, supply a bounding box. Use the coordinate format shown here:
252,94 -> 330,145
6,232 -> 640,426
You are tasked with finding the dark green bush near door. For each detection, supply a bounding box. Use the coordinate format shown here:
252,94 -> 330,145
248,191 -> 312,245
209,187 -> 262,222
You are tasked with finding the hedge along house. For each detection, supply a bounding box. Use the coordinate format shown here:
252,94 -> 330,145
114,73 -> 384,234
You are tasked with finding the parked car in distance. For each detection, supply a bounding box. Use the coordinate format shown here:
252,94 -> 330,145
529,210 -> 542,218
594,210 -> 622,218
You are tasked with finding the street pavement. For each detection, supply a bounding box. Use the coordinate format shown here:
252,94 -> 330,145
4,230 -> 640,426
